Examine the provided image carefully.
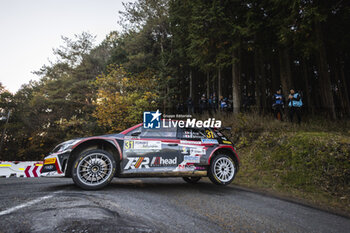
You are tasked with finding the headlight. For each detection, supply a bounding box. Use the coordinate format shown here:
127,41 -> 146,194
44,157 -> 56,164
58,144 -> 71,152
57,139 -> 81,152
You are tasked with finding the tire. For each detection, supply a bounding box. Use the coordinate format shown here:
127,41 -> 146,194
208,154 -> 237,185
183,177 -> 201,184
72,149 -> 117,190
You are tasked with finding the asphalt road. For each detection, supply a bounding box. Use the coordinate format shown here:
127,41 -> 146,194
0,177 -> 349,233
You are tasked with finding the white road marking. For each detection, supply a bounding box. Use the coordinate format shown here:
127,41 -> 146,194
0,191 -> 61,216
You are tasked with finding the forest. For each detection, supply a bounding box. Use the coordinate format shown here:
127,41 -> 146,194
0,0 -> 350,160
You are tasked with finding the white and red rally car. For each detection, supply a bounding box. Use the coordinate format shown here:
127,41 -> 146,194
42,121 -> 239,190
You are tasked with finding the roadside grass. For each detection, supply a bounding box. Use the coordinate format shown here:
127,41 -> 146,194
211,112 -> 350,216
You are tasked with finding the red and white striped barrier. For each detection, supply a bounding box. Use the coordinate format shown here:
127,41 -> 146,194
24,165 -> 42,177
0,161 -> 43,178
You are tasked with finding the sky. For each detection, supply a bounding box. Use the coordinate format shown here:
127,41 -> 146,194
0,0 -> 130,93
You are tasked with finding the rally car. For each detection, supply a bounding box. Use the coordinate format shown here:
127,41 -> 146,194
42,121 -> 239,190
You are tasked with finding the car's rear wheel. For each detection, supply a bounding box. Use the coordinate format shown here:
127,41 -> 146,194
208,154 -> 236,185
72,149 -> 116,190
183,177 -> 201,184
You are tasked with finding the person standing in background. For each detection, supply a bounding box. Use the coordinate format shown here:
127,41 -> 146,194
187,96 -> 194,115
288,89 -> 302,124
199,94 -> 207,114
208,94 -> 213,115
272,89 -> 284,120
212,93 -> 218,113
220,97 -> 228,111
227,94 -> 233,112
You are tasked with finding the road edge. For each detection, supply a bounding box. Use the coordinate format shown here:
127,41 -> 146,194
231,184 -> 350,219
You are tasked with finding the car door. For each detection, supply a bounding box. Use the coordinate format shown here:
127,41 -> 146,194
121,121 -> 180,174
176,127 -> 209,171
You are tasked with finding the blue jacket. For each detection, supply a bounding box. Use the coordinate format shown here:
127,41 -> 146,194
288,93 -> 303,107
273,94 -> 284,106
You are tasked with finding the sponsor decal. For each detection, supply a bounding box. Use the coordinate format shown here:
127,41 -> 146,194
125,156 -> 177,169
190,148 -> 206,155
124,157 -> 150,169
143,110 -> 161,129
222,140 -> 232,144
44,157 -> 56,165
201,139 -> 218,144
42,164 -> 56,173
195,166 -> 206,171
178,164 -> 195,170
184,155 -> 200,163
124,140 -> 161,150
44,165 -> 54,170
152,167 -> 174,171
180,140 -> 202,144
151,157 -> 177,166
181,146 -> 206,155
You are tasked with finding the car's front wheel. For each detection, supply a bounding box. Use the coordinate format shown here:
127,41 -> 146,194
72,149 -> 116,190
183,177 -> 201,184
208,154 -> 237,185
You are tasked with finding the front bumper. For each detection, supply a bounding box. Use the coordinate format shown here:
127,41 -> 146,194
41,151 -> 70,177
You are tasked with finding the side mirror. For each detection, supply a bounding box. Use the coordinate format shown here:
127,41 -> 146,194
131,132 -> 141,136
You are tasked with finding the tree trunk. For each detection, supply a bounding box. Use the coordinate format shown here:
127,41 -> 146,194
232,50 -> 241,113
279,47 -> 292,97
218,68 -> 222,99
302,59 -> 313,114
271,54 -> 279,92
315,22 -> 336,119
254,50 -> 261,112
339,60 -> 350,116
259,49 -> 267,113
206,71 -> 210,98
189,70 -> 193,98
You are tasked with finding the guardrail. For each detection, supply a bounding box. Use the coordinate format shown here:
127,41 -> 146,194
0,161 -> 43,178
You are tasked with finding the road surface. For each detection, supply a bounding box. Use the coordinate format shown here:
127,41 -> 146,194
0,177 -> 349,233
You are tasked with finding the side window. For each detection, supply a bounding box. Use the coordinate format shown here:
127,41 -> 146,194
125,126 -> 142,136
179,128 -> 207,139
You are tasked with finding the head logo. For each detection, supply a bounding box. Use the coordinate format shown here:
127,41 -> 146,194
143,110 -> 161,129
151,157 -> 177,166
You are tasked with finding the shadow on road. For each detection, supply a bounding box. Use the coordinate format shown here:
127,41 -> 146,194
42,177 -> 244,197
39,178 -> 350,220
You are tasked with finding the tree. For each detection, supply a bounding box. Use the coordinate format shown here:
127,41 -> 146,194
93,65 -> 158,132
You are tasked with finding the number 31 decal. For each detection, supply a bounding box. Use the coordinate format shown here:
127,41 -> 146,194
205,130 -> 214,139
124,140 -> 134,149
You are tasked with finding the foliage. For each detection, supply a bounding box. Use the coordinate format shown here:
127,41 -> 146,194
0,32 -> 111,160
250,132 -> 350,194
224,113 -> 350,213
93,65 -> 158,132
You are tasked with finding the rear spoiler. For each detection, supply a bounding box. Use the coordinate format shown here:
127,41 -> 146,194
216,127 -> 233,137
